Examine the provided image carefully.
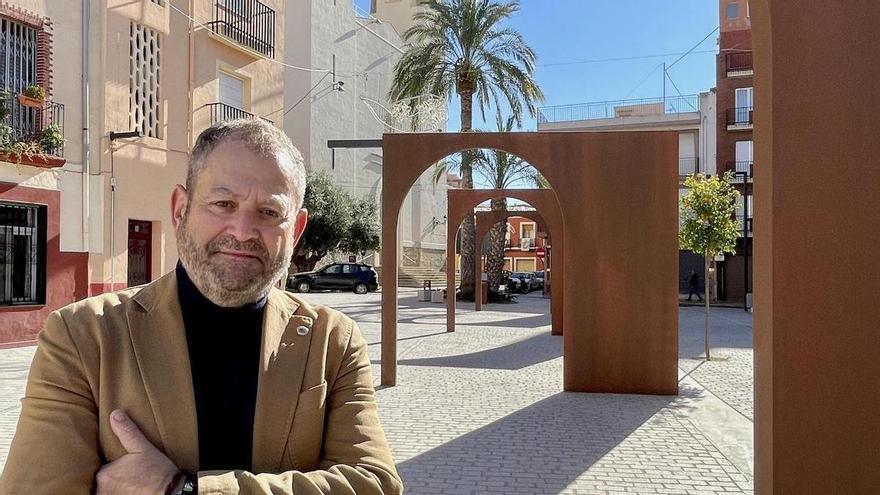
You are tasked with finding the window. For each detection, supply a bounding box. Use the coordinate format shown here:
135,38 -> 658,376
0,202 -> 46,306
0,18 -> 37,93
342,264 -> 358,274
219,71 -> 245,110
726,2 -> 740,19
519,222 -> 536,241
735,87 -> 754,123
130,22 -> 161,138
323,264 -> 341,274
515,258 -> 536,273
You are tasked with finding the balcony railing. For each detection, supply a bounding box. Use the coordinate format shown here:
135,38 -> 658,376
727,160 -> 754,178
679,157 -> 700,176
726,51 -> 753,73
737,215 -> 753,234
207,102 -> 273,125
538,95 -> 700,124
2,93 -> 65,157
726,106 -> 754,127
208,0 -> 276,58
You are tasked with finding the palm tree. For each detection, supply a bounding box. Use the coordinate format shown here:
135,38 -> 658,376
389,0 -> 543,300
476,116 -> 539,293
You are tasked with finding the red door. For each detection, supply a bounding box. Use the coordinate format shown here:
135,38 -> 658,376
127,220 -> 152,287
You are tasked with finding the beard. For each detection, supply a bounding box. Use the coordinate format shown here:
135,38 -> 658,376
175,214 -> 292,307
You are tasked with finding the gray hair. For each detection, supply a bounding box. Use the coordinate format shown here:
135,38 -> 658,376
187,118 -> 307,208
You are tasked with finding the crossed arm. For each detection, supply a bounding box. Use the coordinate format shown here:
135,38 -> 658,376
0,312 -> 402,495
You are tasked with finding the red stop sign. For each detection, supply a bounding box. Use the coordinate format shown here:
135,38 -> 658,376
535,247 -> 546,259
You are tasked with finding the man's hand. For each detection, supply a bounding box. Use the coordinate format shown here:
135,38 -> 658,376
96,409 -> 181,495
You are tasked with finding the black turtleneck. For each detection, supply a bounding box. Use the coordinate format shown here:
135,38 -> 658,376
176,262 -> 266,471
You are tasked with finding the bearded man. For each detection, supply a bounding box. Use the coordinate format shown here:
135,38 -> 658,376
0,119 -> 402,495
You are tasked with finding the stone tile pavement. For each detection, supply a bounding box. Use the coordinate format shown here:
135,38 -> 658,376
0,289 -> 754,494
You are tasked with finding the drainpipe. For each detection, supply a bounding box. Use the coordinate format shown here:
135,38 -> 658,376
81,0 -> 90,252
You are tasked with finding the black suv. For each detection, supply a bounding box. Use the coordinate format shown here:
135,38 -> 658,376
288,263 -> 379,294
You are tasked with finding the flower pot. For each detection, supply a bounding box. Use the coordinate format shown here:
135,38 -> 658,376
0,151 -> 66,168
17,94 -> 43,108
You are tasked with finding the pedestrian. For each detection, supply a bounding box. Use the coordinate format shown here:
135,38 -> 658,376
688,269 -> 703,302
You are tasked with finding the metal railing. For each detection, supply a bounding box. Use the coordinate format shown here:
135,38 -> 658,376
207,102 -> 273,125
209,0 -> 276,58
726,106 -> 754,126
679,157 -> 700,176
538,94 -> 700,124
737,215 -> 753,234
726,51 -> 753,73
727,160 -> 754,177
2,93 -> 65,157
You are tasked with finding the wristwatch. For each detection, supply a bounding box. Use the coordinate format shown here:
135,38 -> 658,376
169,472 -> 197,495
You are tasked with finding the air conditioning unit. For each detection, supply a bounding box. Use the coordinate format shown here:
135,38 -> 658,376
520,238 -> 533,250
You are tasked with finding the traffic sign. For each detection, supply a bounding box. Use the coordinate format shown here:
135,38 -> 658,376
535,247 -> 546,259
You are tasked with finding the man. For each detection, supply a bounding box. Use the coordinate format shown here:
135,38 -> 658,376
0,119 -> 402,494
688,269 -> 703,302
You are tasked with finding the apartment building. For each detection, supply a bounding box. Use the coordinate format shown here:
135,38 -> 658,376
536,91 -> 717,294
0,0 -> 286,343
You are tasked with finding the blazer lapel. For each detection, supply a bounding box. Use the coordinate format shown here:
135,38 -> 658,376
251,289 -> 315,472
127,272 -> 199,472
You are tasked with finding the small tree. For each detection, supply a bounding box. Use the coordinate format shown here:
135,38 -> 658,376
292,172 -> 352,272
339,194 -> 381,258
679,171 -> 741,360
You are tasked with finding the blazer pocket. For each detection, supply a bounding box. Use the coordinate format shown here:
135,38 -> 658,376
298,381 -> 327,410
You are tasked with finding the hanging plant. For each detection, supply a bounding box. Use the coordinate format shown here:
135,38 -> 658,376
0,89 -> 11,121
18,85 -> 45,108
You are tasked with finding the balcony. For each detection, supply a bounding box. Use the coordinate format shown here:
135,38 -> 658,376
679,157 -> 700,177
726,51 -> 753,77
0,92 -> 66,168
538,95 -> 700,124
727,160 -> 754,180
207,102 -> 273,125
208,0 -> 276,58
726,106 -> 754,130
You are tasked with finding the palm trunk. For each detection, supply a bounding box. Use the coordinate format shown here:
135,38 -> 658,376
485,197 -> 507,292
456,88 -> 476,300
704,253 -> 712,360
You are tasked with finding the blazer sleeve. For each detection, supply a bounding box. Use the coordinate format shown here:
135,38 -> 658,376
196,320 -> 403,495
0,311 -> 101,494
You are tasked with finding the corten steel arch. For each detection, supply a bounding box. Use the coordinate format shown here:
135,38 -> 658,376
473,209 -> 562,334
381,132 -> 679,395
444,189 -> 562,336
750,2 -> 880,492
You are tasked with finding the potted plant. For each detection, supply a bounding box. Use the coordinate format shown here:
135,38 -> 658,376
0,89 -> 10,121
39,123 -> 64,155
18,85 -> 45,108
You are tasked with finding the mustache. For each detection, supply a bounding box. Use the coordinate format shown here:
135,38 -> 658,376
207,235 -> 269,264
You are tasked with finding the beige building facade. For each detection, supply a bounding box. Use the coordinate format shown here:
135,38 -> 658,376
0,0 -> 286,343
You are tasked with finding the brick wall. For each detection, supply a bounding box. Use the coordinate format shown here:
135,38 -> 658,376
716,29 -> 753,175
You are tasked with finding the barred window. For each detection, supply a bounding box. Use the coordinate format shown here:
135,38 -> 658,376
129,22 -> 161,138
0,17 -> 38,92
0,202 -> 46,306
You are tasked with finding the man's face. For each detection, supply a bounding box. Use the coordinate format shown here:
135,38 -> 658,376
171,141 -> 308,307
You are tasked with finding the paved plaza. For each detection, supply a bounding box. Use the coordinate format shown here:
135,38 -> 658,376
0,289 -> 754,494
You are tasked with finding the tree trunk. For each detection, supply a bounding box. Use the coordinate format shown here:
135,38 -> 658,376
456,88 -> 477,301
704,253 -> 712,360
485,197 -> 508,291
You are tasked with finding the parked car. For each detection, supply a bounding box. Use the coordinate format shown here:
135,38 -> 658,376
510,272 -> 541,293
288,263 -> 379,294
532,270 -> 545,289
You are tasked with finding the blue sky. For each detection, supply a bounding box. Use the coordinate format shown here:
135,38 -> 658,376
358,0 -> 719,131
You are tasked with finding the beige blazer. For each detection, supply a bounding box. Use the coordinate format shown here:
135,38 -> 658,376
0,271 -> 402,494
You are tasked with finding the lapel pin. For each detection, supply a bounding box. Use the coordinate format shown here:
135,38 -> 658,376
296,325 -> 310,336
